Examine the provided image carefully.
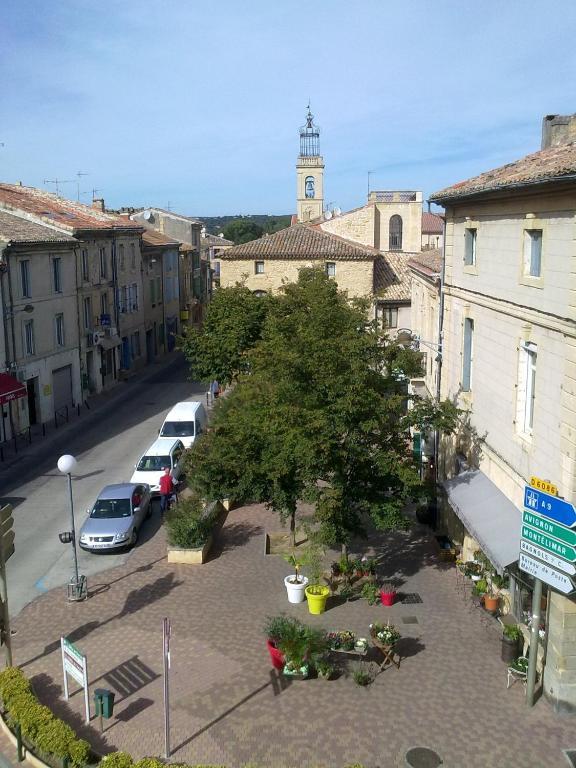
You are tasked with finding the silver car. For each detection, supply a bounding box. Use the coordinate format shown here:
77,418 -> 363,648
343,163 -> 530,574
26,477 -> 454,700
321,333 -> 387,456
79,483 -> 151,551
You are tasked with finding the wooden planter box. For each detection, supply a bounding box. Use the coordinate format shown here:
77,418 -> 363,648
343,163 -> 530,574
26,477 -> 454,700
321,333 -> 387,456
167,501 -> 227,565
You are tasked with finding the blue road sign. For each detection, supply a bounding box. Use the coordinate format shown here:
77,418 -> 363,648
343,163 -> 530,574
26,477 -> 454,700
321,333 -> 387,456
524,486 -> 576,528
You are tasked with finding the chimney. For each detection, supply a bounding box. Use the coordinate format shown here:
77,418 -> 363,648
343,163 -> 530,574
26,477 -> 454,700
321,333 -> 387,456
541,113 -> 576,149
92,198 -> 105,212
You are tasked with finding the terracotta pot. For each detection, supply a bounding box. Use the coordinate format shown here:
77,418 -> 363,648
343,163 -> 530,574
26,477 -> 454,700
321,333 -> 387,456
484,594 -> 499,613
266,639 -> 285,670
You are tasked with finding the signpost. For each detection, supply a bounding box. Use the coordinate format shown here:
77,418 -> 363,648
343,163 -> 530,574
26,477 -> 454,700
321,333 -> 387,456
0,505 -> 15,666
61,637 -> 90,724
520,482 -> 576,707
162,618 -> 171,759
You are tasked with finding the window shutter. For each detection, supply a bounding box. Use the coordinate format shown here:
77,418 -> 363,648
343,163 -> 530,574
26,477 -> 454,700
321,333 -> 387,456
462,318 -> 473,391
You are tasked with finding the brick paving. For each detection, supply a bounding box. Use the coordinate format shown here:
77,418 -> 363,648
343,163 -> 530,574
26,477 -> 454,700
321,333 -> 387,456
7,503 -> 576,768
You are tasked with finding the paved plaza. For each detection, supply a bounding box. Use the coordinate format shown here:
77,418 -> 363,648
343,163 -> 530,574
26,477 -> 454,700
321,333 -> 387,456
8,503 -> 576,768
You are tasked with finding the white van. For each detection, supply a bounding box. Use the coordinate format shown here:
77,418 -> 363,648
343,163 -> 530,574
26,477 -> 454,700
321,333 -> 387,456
159,401 -> 207,448
130,437 -> 186,495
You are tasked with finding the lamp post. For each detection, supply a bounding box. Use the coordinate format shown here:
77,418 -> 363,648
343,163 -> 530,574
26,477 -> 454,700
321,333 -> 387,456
57,454 -> 87,601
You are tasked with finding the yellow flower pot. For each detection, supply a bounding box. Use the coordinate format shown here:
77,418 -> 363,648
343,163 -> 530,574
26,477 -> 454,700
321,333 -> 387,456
305,585 -> 330,615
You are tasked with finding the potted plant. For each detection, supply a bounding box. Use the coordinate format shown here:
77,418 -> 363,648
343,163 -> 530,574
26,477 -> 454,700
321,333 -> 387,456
304,544 -> 330,615
360,582 -> 380,605
465,562 -> 483,581
353,557 -> 365,579
369,622 -> 401,648
315,658 -> 335,680
283,552 -> 309,603
473,578 -> 488,597
380,581 -> 397,606
352,665 -> 373,686
363,557 -> 377,578
483,573 -> 502,613
263,614 -> 296,670
278,621 -> 327,679
501,623 -> 523,663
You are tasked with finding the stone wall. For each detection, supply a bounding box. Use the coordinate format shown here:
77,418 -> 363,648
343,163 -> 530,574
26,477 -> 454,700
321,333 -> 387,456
320,207 -> 375,247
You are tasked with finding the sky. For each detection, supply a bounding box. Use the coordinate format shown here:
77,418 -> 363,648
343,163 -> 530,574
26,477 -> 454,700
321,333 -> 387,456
1,0 -> 576,217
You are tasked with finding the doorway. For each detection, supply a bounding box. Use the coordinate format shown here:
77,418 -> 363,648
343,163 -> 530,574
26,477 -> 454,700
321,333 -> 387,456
26,377 -> 39,425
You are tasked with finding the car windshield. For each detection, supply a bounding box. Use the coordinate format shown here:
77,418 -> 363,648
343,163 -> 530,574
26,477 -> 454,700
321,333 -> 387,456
161,421 -> 194,437
137,455 -> 171,471
91,499 -> 131,519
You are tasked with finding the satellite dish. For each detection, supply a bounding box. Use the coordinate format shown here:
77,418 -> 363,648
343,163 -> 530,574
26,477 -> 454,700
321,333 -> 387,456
334,207 -> 341,216
324,210 -> 333,220
143,210 -> 152,221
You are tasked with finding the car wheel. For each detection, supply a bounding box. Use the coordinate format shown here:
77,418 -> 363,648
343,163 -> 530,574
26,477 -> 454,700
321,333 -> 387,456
131,529 -> 139,548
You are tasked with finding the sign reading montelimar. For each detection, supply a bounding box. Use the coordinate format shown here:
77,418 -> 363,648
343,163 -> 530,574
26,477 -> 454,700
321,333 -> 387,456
521,524 -> 576,561
519,552 -> 576,595
61,637 -> 90,724
524,486 -> 576,529
520,539 -> 576,575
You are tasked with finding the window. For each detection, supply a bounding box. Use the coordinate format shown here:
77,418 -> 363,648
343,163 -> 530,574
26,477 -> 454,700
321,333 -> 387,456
131,283 -> 138,311
150,277 -> 156,305
83,297 -> 92,330
120,286 -> 128,312
24,320 -> 35,356
517,341 -> 537,435
119,244 -> 125,271
523,230 -> 542,278
55,313 -> 65,346
305,175 -> 315,199
99,247 -> 107,279
20,260 -> 31,298
100,291 -> 109,318
52,257 -> 62,293
325,262 -> 336,277
255,261 -> 265,274
130,243 -> 136,269
81,249 -> 89,281
462,318 -> 474,392
464,228 -> 477,267
376,305 -> 398,329
131,331 -> 141,358
389,215 -> 403,250
253,290 -> 268,298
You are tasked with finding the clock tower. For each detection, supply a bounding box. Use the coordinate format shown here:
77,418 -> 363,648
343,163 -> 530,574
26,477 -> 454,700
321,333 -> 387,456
296,106 -> 324,222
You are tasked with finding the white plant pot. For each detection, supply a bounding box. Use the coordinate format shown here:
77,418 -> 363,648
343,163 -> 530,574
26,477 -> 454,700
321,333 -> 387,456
284,575 -> 309,603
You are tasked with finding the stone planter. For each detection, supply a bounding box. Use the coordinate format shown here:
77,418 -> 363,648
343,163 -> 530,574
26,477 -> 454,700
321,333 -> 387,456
168,536 -> 213,564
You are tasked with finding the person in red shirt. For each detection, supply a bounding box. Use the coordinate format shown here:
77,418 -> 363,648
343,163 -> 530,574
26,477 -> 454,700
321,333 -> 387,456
159,467 -> 175,515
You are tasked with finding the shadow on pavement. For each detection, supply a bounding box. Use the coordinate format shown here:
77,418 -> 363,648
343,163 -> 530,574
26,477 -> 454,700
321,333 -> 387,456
210,521 -> 263,557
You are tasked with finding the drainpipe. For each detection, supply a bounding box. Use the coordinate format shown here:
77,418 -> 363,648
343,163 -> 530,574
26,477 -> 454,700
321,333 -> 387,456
73,245 -> 84,404
0,243 -> 10,443
5,248 -> 17,440
432,203 -> 446,486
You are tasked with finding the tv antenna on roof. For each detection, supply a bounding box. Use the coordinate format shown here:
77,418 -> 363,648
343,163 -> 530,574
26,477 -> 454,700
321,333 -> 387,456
76,171 -> 89,202
43,178 -> 74,197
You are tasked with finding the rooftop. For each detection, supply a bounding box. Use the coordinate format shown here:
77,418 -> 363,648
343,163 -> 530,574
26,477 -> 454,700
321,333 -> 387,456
373,251 -> 414,302
220,223 -> 379,261
0,210 -> 76,244
430,142 -> 576,202
141,229 -> 181,248
0,184 -> 143,233
201,233 -> 234,247
407,248 -> 443,279
421,212 -> 444,234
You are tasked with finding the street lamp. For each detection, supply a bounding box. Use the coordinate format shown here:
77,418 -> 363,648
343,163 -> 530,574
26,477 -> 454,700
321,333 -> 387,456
57,454 -> 87,601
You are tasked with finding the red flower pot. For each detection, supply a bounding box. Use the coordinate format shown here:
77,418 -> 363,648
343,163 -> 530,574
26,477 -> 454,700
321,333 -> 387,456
266,639 -> 285,670
380,590 -> 396,607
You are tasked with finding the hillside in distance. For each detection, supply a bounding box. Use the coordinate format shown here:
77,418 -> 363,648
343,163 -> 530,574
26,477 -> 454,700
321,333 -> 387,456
199,214 -> 292,236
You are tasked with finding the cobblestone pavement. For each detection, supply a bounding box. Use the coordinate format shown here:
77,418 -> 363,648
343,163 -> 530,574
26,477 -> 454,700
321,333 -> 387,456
8,503 -> 576,768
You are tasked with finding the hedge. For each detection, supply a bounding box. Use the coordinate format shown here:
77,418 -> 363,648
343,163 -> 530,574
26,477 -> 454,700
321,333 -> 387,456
101,757 -> 225,768
0,667 -> 91,767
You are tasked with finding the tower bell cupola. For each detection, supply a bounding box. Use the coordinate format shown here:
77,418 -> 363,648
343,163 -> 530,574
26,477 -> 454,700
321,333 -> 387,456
296,105 -> 324,222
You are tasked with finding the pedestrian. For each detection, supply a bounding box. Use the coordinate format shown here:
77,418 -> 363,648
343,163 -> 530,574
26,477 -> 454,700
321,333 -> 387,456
210,379 -> 220,400
159,467 -> 175,516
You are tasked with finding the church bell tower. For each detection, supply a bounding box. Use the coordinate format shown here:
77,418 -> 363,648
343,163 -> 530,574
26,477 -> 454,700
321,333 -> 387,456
296,106 -> 324,222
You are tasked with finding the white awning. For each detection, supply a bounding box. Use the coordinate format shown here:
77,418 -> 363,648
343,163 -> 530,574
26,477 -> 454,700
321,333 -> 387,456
443,469 -> 521,574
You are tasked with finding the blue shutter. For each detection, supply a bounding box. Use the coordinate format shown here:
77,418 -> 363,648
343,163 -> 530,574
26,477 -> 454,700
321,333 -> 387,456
462,318 -> 474,391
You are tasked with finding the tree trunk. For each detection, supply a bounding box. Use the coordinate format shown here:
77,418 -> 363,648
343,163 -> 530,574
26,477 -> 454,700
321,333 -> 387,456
290,510 -> 296,547
341,543 -> 348,560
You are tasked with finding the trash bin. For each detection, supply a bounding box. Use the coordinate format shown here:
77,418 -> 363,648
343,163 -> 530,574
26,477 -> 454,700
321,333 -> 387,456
94,688 -> 115,719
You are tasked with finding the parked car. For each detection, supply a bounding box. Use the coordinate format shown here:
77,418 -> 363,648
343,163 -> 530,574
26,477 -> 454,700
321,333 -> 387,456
130,437 -> 186,495
79,483 -> 151,551
159,401 -> 207,448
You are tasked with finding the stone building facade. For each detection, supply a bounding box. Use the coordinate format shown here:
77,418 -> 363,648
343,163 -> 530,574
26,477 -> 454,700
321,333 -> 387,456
430,119 -> 576,713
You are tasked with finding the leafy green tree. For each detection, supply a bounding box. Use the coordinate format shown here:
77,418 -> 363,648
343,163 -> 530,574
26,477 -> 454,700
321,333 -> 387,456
178,284 -> 271,386
188,267 -> 459,552
222,219 -> 265,244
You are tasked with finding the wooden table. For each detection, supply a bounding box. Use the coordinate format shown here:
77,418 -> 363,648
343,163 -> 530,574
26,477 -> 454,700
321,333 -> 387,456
371,636 -> 401,672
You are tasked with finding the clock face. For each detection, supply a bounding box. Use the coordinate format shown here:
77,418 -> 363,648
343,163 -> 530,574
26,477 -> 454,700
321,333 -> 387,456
305,176 -> 315,199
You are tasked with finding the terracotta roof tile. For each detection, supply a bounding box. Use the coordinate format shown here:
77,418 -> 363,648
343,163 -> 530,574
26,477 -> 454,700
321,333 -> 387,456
201,233 -> 234,247
430,143 -> 576,202
220,223 -> 378,261
0,210 -> 76,244
421,212 -> 444,233
0,184 -> 143,232
373,252 -> 414,302
142,229 -> 180,247
408,248 -> 442,277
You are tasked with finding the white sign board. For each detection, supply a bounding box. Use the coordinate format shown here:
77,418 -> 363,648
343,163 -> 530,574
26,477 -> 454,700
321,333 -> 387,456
61,637 -> 90,723
520,539 -> 576,576
519,552 -> 576,595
